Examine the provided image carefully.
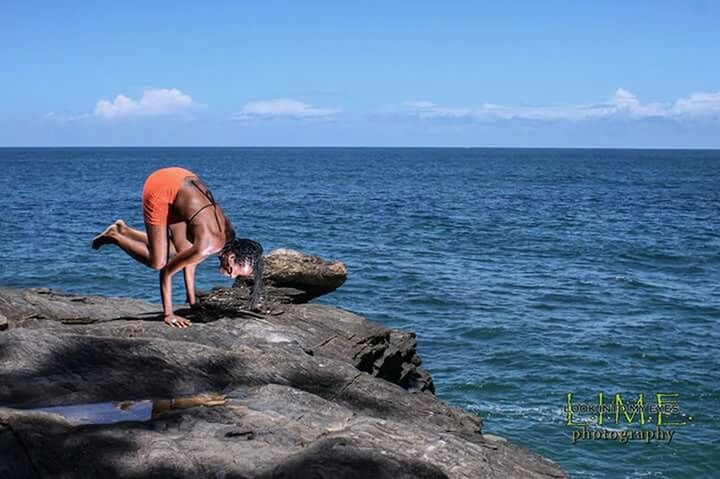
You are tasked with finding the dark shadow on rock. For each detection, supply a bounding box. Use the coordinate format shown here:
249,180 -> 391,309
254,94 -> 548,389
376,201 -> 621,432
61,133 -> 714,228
0,411 -> 210,479
2,411 -> 446,479
0,331 -> 251,408
174,304 -> 273,324
256,436 -> 449,479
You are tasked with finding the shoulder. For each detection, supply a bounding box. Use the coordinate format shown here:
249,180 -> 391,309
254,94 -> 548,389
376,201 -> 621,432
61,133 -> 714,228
198,240 -> 223,256
190,226 -> 224,255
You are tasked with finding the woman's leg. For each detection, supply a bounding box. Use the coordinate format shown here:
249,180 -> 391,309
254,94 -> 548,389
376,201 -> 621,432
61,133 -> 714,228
116,220 -> 148,244
91,221 -> 169,270
169,222 -> 197,304
144,224 -> 170,270
92,219 -> 148,249
113,233 -> 153,267
117,219 -> 177,256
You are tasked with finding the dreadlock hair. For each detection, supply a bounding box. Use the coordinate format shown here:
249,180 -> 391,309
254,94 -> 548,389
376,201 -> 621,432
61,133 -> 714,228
220,238 -> 264,310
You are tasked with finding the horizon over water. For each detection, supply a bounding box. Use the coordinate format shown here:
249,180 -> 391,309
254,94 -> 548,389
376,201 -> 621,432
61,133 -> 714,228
1,147 -> 718,478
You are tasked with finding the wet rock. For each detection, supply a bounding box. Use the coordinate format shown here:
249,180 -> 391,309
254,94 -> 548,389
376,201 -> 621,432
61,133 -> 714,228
236,248 -> 347,301
0,287 -> 567,479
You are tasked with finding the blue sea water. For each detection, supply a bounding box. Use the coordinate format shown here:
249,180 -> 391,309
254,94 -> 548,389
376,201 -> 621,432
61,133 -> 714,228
1,147 -> 718,478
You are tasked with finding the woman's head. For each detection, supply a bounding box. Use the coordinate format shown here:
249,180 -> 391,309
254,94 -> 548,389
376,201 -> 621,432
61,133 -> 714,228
218,238 -> 264,310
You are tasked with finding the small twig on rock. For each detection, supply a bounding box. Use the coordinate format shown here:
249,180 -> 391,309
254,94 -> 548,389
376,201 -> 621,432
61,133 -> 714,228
312,334 -> 338,350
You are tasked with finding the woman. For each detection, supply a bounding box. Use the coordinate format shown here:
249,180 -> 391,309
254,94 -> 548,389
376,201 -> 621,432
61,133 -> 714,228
91,166 -> 263,328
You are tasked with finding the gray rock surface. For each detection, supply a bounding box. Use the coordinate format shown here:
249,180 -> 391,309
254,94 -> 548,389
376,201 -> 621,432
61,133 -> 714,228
0,287 -> 567,479
236,248 -> 348,301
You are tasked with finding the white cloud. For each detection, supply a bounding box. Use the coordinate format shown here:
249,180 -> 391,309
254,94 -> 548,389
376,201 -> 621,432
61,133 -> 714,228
404,101 -> 473,119
233,98 -> 339,120
405,89 -> 720,122
44,111 -> 90,123
93,88 -> 202,119
671,91 -> 720,117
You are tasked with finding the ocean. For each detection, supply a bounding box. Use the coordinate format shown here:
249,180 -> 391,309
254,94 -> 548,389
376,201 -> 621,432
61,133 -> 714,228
1,147 -> 718,478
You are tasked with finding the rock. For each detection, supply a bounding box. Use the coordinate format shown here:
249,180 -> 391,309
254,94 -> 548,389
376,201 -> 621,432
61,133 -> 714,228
0,314 -> 6,331
236,248 -> 347,301
198,286 -> 435,392
0,288 -> 159,328
0,287 -> 567,479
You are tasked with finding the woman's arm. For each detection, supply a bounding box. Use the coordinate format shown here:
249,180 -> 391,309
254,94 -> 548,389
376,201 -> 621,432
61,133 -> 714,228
183,264 -> 198,307
160,244 -> 207,328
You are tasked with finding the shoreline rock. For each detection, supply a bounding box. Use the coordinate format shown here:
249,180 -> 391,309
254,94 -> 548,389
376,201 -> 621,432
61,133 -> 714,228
235,248 -> 348,302
0,287 -> 567,478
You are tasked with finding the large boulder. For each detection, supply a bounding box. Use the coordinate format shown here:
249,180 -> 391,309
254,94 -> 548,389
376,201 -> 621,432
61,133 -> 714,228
236,248 -> 347,301
0,287 -> 567,479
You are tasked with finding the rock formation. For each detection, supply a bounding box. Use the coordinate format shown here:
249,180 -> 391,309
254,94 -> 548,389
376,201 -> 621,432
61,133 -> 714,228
235,248 -> 348,302
0,267 -> 567,478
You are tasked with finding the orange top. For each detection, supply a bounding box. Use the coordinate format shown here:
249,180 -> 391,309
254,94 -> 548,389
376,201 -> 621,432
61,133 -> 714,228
142,167 -> 195,225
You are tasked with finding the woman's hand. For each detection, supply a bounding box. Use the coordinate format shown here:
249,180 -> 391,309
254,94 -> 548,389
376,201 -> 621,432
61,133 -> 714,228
163,314 -> 192,329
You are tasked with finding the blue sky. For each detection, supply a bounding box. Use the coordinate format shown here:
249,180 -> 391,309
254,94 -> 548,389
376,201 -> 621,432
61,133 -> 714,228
2,1 -> 719,147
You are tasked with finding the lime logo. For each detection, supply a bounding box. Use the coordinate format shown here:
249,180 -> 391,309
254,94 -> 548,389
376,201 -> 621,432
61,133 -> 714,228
564,392 -> 691,445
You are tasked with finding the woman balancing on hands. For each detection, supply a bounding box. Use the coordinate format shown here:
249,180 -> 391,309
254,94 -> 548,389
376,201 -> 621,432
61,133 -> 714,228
91,167 -> 263,328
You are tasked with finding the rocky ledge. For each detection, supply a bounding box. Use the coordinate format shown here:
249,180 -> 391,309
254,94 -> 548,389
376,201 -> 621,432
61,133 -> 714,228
0,250 -> 567,479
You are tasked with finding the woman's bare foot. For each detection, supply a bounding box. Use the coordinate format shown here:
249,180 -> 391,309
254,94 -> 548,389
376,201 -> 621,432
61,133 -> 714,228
91,223 -> 119,249
114,219 -> 127,234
